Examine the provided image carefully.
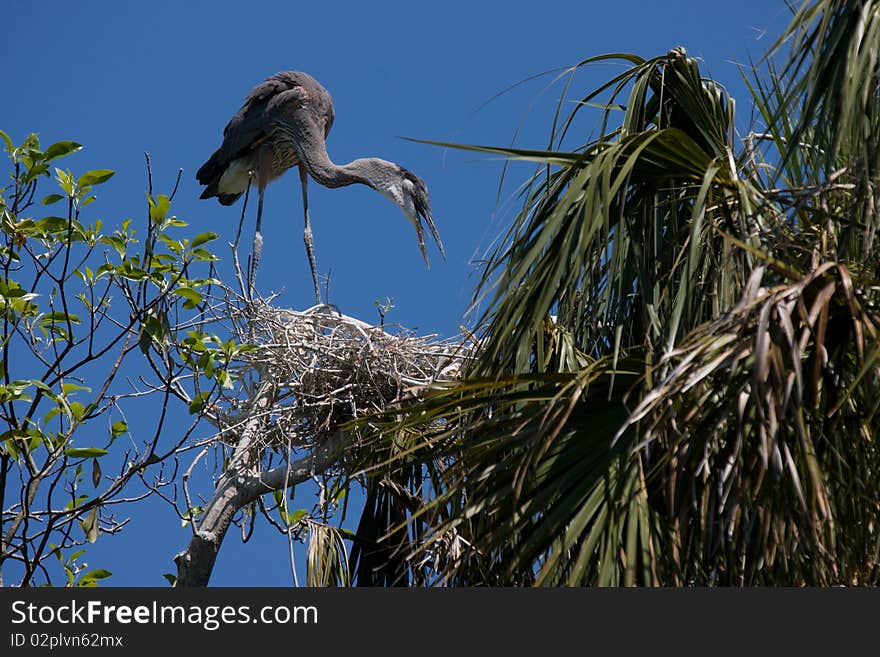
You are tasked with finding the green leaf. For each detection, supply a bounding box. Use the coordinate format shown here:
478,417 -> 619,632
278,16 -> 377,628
37,216 -> 71,233
0,383 -> 32,403
191,231 -> 219,248
117,262 -> 148,281
157,233 -> 184,255
24,431 -> 40,452
4,438 -> 20,461
65,447 -> 108,458
162,573 -> 177,586
138,327 -> 152,354
181,505 -> 204,527
191,247 -> 218,262
149,194 -> 170,222
54,168 -> 74,195
61,382 -> 90,395
1,428 -> 29,443
65,495 -> 88,511
77,568 -> 111,586
101,235 -> 126,258
141,453 -> 161,469
29,379 -> 54,394
140,311 -> 169,348
110,420 -> 127,437
69,401 -> 86,420
23,162 -> 50,184
217,369 -> 233,390
44,141 -> 82,162
188,391 -> 211,415
0,129 -> 12,151
173,286 -> 203,309
77,169 -> 114,187
42,193 -> 65,205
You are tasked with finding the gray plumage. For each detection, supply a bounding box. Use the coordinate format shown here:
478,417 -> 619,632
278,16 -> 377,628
196,71 -> 444,303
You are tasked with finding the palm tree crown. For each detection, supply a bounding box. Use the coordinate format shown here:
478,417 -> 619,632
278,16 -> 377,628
343,0 -> 880,586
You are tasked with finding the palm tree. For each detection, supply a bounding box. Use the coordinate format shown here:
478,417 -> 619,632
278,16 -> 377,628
345,0 -> 880,586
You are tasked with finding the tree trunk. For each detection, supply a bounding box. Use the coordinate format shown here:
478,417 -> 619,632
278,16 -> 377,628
174,383 -> 344,586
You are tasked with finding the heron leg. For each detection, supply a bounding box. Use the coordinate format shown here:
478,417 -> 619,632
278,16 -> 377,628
299,166 -> 322,304
248,184 -> 265,299
248,146 -> 273,299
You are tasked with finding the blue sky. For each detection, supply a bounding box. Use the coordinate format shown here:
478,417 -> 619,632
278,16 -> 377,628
3,0 -> 789,585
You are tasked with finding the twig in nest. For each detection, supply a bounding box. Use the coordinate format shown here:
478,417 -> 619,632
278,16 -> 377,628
209,293 -> 474,450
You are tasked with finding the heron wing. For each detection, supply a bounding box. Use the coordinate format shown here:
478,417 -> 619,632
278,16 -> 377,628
197,72 -> 333,186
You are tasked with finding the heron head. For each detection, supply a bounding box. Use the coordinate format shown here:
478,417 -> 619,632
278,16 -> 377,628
392,167 -> 445,267
375,161 -> 446,265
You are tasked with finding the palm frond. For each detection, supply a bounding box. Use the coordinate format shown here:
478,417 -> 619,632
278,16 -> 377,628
768,0 -> 880,177
306,520 -> 352,587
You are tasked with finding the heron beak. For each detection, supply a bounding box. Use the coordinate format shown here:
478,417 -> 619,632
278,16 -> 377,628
399,206 -> 429,267
403,194 -> 444,268
414,216 -> 429,268
421,206 -> 445,261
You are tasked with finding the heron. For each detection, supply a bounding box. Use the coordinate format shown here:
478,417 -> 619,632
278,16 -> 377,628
196,71 -> 444,303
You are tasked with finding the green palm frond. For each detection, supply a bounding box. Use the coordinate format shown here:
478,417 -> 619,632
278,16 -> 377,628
769,0 -> 880,177
463,49 -> 751,376
348,358 -> 644,585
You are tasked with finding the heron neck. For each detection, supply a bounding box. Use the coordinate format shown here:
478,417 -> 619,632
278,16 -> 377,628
300,147 -> 391,192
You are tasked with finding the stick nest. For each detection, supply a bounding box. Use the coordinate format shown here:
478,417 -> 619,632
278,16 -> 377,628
216,300 -> 473,450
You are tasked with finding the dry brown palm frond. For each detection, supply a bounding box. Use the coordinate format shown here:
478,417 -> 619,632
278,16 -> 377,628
615,262 -> 880,584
